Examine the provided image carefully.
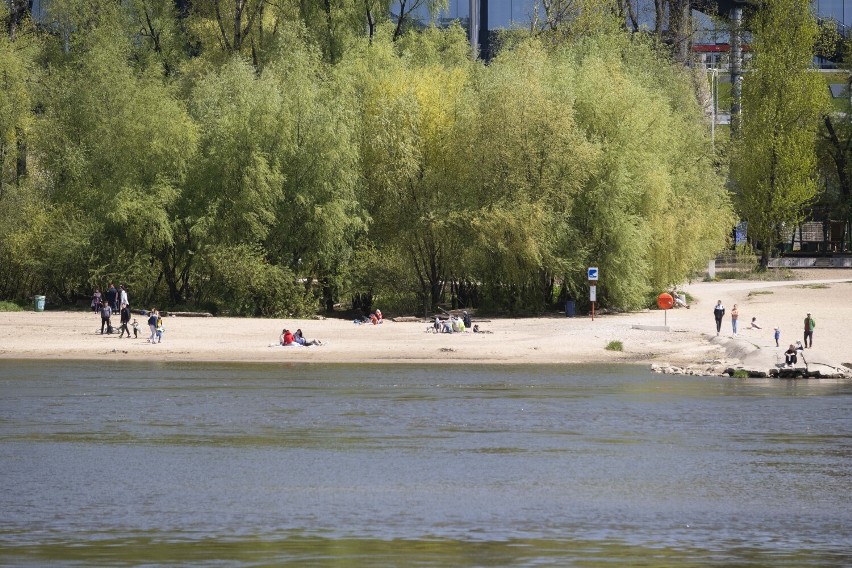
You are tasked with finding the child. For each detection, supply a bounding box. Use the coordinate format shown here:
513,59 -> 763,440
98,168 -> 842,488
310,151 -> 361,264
773,327 -> 780,347
156,315 -> 164,343
131,319 -> 139,339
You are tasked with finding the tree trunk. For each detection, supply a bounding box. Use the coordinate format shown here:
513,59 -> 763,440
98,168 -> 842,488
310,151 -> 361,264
15,128 -> 26,182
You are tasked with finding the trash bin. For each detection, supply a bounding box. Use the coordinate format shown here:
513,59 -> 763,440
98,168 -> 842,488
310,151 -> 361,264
565,300 -> 575,318
34,295 -> 46,312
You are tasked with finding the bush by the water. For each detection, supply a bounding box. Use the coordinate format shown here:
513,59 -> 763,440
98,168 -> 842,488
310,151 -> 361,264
605,340 -> 624,352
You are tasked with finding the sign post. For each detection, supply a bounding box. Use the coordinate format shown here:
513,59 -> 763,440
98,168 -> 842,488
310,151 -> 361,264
588,267 -> 599,321
657,292 -> 674,326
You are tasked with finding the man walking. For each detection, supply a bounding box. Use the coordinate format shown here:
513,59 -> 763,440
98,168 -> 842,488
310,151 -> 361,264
713,300 -> 725,336
118,303 -> 131,338
803,312 -> 815,348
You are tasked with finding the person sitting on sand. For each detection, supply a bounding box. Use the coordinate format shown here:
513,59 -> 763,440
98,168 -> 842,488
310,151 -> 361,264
672,290 -> 689,309
280,329 -> 296,346
784,344 -> 798,367
294,329 -> 323,346
750,317 -> 762,330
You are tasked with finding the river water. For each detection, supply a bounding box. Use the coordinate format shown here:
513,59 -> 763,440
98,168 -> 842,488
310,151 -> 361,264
0,360 -> 849,566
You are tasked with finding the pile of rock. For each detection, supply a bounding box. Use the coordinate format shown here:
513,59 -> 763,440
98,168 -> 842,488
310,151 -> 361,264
650,361 -> 730,377
650,360 -> 851,379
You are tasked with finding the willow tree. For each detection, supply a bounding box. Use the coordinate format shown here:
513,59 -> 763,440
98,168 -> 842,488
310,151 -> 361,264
731,0 -> 828,267
34,27 -> 197,302
264,34 -> 365,312
466,40 -> 595,312
570,33 -> 733,308
345,25 -> 476,312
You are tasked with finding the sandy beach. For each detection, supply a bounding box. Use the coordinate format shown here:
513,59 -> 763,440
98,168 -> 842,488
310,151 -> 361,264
1,269 -> 851,372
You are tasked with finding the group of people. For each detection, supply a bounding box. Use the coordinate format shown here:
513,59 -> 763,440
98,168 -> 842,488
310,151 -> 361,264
147,309 -> 164,343
91,284 -> 166,343
91,283 -> 128,314
353,309 -> 383,325
432,311 -> 472,334
784,341 -> 807,367
279,328 -> 324,346
93,283 -> 137,338
712,300 -> 817,366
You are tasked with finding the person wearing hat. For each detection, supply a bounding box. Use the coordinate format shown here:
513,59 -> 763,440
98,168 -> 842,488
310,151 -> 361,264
803,313 -> 815,348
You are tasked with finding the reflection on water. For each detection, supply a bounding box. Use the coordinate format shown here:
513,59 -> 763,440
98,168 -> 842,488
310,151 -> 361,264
0,360 -> 850,566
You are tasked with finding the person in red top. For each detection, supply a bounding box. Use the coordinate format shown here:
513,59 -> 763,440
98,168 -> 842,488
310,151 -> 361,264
280,329 -> 296,346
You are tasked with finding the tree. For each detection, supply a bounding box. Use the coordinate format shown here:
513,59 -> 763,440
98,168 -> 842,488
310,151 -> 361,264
731,0 -> 828,267
346,25 -> 476,312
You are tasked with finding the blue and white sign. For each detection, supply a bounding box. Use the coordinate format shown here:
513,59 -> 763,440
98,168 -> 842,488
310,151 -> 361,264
587,267 -> 599,281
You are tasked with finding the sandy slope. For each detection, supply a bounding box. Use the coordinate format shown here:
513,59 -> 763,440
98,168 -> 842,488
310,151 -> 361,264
1,270 -> 850,370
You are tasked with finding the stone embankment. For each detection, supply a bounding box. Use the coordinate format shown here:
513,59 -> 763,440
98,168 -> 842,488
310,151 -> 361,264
651,336 -> 852,379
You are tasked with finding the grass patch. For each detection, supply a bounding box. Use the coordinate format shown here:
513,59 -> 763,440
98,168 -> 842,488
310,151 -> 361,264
748,290 -> 774,297
795,283 -> 830,289
732,369 -> 749,379
0,301 -> 24,312
605,340 -> 624,352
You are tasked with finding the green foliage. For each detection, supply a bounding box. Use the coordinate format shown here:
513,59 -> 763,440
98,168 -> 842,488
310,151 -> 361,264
605,340 -> 624,352
0,301 -> 23,312
732,369 -> 749,379
0,9 -> 735,317
202,245 -> 314,317
731,0 -> 829,267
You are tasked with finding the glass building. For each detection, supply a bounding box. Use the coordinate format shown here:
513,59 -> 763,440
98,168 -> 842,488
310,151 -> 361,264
415,0 -> 849,62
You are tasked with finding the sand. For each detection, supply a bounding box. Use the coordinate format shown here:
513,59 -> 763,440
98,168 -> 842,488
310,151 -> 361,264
1,269 -> 851,372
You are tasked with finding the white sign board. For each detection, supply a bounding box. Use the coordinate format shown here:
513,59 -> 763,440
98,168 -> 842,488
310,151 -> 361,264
588,267 -> 599,281
589,285 -> 597,302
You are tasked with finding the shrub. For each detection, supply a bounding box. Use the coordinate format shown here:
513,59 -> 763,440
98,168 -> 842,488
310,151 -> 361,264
605,340 -> 624,352
0,301 -> 23,312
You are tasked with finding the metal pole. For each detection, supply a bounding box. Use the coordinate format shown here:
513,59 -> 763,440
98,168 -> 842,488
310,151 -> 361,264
730,4 -> 743,134
469,0 -> 477,57
711,68 -> 717,151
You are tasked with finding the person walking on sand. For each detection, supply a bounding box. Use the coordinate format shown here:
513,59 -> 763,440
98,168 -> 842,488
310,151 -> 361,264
803,312 -> 815,348
117,303 -> 131,338
147,309 -> 158,343
713,300 -> 725,336
774,327 -> 781,347
731,304 -> 740,336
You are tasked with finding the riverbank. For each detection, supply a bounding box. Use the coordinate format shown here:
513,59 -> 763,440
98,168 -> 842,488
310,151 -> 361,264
1,269 -> 850,373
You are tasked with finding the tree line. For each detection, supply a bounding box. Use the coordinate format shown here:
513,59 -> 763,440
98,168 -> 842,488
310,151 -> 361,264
1,0 -> 736,316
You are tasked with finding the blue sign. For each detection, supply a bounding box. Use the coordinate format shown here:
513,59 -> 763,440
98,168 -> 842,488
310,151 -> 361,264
588,267 -> 599,281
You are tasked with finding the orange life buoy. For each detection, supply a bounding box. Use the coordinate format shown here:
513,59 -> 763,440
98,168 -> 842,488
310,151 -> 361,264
657,293 -> 674,310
